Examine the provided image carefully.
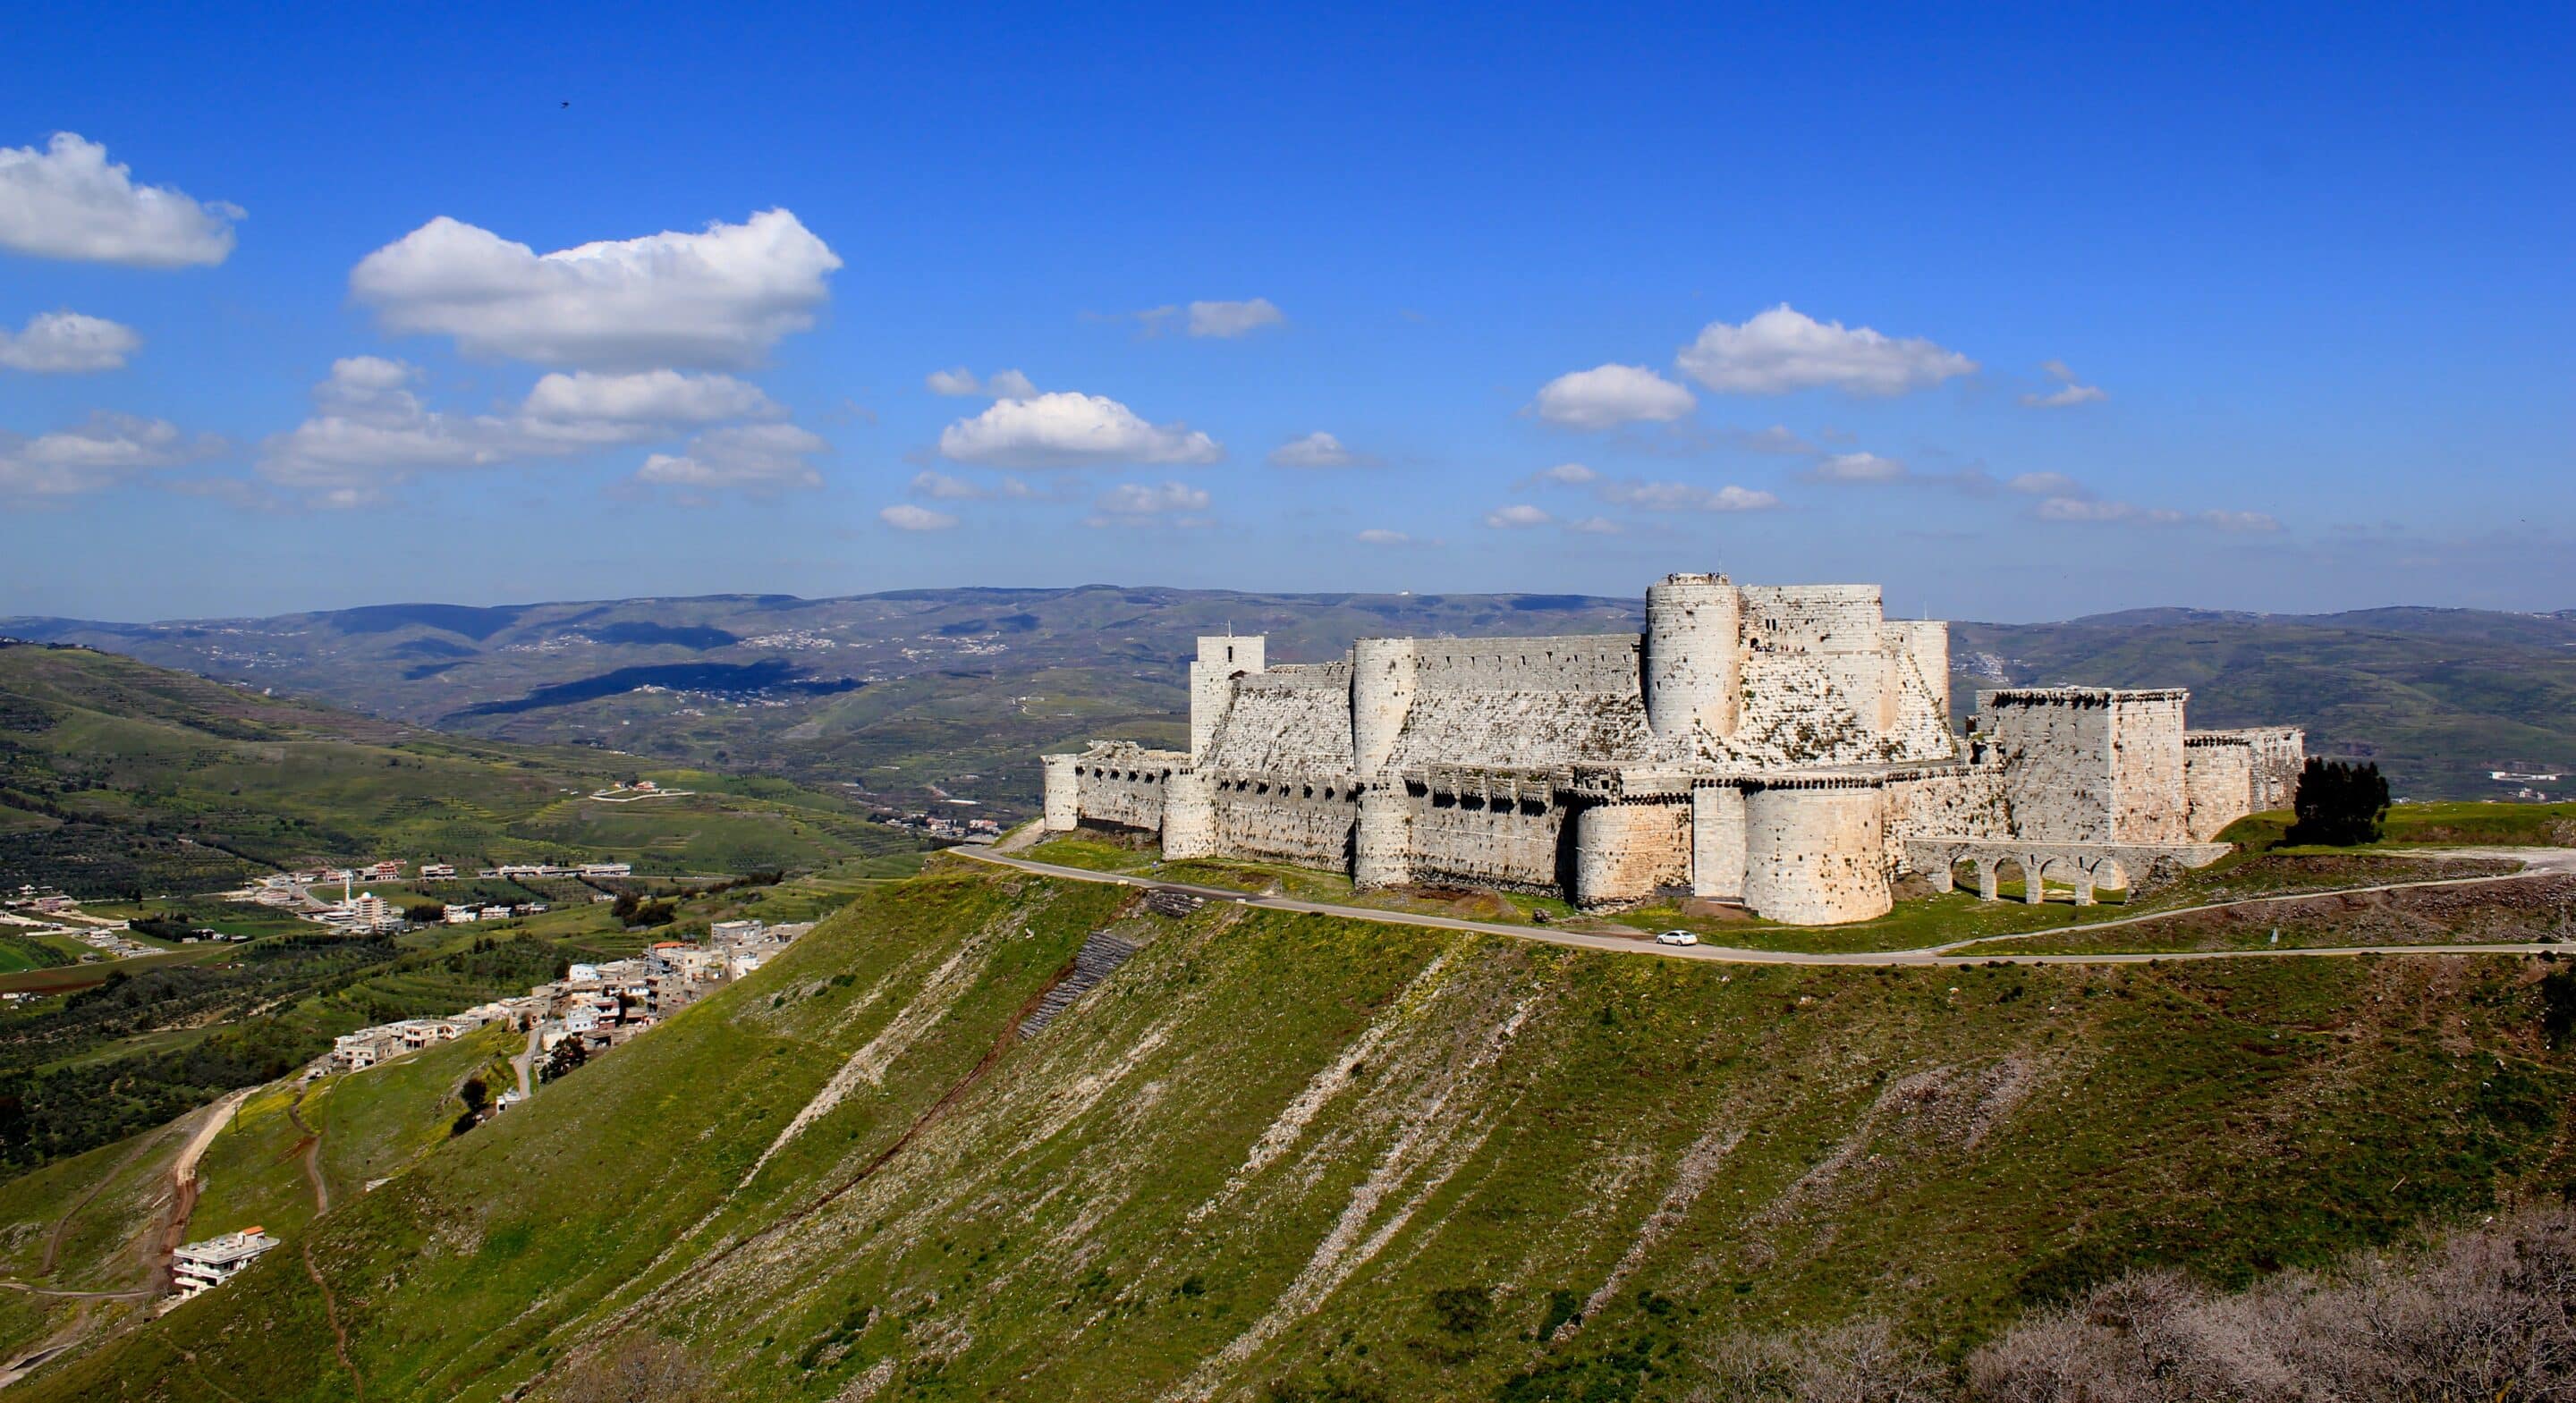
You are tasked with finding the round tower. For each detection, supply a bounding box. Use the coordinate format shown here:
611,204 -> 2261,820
1350,638 -> 1419,778
1161,767 -> 1216,860
1741,784 -> 1891,925
1352,782 -> 1411,888
1040,754 -> 1079,832
1643,572 -> 1741,744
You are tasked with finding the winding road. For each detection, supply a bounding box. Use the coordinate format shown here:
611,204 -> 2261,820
958,846 -> 2576,968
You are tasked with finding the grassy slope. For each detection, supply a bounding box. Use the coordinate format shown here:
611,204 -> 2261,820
0,643 -> 916,896
24,858 -> 2576,1402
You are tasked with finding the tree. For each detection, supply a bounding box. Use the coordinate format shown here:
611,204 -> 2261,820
2285,758 -> 2391,846
543,1037 -> 588,1083
553,1336 -> 724,1403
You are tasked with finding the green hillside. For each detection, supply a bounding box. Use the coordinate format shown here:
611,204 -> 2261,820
21,858 -> 2572,1400
0,640 -> 920,897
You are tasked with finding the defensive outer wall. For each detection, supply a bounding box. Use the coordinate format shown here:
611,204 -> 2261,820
1043,574 -> 2303,925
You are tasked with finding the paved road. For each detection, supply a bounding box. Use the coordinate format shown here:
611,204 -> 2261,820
957,848 -> 2572,968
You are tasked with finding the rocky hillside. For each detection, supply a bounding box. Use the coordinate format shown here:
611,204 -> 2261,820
20,858 -> 2574,1401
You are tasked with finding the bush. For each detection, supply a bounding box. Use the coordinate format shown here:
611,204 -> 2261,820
2285,758 -> 2390,847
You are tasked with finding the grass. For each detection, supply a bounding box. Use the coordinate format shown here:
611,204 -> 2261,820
24,861 -> 2576,1402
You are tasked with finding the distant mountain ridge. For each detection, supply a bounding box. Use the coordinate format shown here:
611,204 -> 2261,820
8,587 -> 2572,807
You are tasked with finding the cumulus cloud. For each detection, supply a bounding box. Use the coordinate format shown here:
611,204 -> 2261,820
937,391 -> 1221,467
1676,305 -> 1976,396
1530,362 -> 1698,428
0,410 -> 220,496
878,503 -> 959,531
1484,503 -> 1552,528
2022,359 -> 2106,408
1527,461 -> 1598,486
1087,479 -> 1213,528
349,208 -> 841,369
1186,298 -> 1284,338
633,422 -> 826,495
0,310 -> 141,372
1355,528 -> 1411,545
925,367 -> 1037,398
1268,431 -> 1366,468
1567,516 -> 1622,535
518,370 -> 778,442
258,357 -> 808,503
0,133 -> 242,267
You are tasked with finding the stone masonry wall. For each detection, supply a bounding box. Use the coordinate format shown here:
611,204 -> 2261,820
2183,739 -> 2255,841
1405,783 -> 1567,892
1742,785 -> 1890,924
1572,799 -> 1692,908
1071,755 -> 1182,834
1211,776 -> 1357,866
1411,635 -> 1641,694
2109,693 -> 2191,842
1978,689 -> 2117,842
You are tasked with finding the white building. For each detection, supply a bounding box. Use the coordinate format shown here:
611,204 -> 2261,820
170,1228 -> 281,1300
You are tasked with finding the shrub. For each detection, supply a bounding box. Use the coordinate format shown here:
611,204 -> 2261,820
2285,758 -> 2390,847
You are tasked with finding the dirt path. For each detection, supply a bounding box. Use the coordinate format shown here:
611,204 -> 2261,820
285,1086 -> 329,1216
142,1089 -> 254,1296
36,1123 -> 165,1278
511,1021 -> 540,1101
962,847 -> 2576,968
300,1240 -> 363,1402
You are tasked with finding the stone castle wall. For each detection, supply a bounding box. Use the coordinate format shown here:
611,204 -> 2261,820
1042,575 -> 2299,926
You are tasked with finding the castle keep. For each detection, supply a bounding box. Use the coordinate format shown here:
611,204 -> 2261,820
1042,574 -> 2304,925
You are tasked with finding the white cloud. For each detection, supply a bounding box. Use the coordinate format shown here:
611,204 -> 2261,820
1595,479 -> 1780,511
1676,305 -> 1976,396
879,503 -> 959,531
2022,359 -> 2107,408
259,358 -> 805,503
1567,516 -> 1622,535
1484,503 -> 1553,528
0,310 -> 141,372
925,367 -> 1037,398
1529,461 -> 1598,486
937,391 -> 1221,467
518,370 -> 778,442
1531,363 -> 1697,429
633,422 -> 826,495
1809,451 -> 1908,483
2005,470 -> 2085,496
0,411 -> 219,495
1186,298 -> 1284,338
909,468 -> 1034,501
349,208 -> 840,369
1355,528 -> 1411,545
2033,495 -> 2281,533
1268,431 -> 1364,468
0,133 -> 241,267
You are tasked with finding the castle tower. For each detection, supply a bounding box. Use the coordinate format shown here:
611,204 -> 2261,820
1039,754 -> 1079,832
1643,573 -> 1741,745
1189,635 -> 1265,763
1162,767 -> 1216,859
1352,782 -> 1411,888
1350,638 -> 1419,778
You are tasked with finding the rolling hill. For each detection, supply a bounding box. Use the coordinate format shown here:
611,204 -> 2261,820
11,589 -> 2573,818
0,640 -> 920,898
8,856 -> 2571,1399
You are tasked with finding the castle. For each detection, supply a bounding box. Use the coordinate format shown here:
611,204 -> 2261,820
1041,574 -> 2304,925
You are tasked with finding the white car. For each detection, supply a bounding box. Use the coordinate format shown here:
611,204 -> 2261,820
1655,929 -> 1699,947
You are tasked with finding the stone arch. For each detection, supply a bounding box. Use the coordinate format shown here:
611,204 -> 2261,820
1989,855 -> 2037,904
2088,856 -> 2131,905
1970,856 -> 2000,902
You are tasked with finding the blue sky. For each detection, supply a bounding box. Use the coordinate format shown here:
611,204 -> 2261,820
1,2 -> 2568,621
